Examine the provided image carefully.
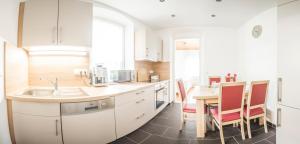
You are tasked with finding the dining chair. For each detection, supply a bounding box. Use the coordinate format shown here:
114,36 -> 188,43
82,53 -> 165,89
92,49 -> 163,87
177,79 -> 198,131
244,80 -> 269,138
209,76 -> 221,87
210,82 -> 246,144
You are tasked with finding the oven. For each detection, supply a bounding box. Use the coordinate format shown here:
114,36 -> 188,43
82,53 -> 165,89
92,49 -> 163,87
154,82 -> 168,109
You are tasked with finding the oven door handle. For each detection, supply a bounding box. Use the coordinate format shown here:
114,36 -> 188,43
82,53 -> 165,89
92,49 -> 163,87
156,87 -> 165,92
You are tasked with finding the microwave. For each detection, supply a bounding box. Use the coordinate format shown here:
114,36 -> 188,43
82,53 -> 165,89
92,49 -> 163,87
110,70 -> 136,83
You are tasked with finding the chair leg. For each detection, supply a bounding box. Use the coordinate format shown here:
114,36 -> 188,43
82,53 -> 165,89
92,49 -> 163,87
264,116 -> 268,133
240,121 -> 245,140
219,125 -> 225,144
180,112 -> 184,131
211,119 -> 215,131
247,119 -> 252,138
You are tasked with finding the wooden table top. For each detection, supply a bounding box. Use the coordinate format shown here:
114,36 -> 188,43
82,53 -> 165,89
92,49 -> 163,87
191,86 -> 219,100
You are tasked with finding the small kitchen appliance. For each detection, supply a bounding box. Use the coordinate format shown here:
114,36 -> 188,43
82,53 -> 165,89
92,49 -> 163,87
90,64 -> 108,86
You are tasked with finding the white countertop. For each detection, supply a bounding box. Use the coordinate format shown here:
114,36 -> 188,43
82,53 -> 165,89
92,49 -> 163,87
6,80 -> 169,103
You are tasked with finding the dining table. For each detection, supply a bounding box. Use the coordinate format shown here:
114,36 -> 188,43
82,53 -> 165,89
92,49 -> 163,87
190,85 -> 264,138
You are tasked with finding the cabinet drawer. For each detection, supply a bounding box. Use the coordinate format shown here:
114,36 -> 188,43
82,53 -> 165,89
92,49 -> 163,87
115,86 -> 154,106
13,101 -> 60,116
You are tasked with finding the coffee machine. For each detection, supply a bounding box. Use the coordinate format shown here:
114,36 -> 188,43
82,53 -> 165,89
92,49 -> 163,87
90,64 -> 108,87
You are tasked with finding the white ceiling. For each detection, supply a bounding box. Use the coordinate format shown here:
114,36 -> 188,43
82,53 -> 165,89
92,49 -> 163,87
95,0 -> 277,29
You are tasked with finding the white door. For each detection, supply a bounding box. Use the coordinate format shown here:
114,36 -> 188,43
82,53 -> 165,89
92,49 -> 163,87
278,0 -> 300,109
277,105 -> 300,144
22,0 -> 59,47
58,0 -> 92,48
13,113 -> 63,144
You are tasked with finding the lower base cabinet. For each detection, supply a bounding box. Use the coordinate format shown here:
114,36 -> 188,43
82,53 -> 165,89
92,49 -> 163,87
13,113 -> 63,144
115,87 -> 155,138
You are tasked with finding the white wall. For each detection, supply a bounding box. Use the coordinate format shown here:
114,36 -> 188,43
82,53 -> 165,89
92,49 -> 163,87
157,27 -> 239,102
237,7 -> 277,123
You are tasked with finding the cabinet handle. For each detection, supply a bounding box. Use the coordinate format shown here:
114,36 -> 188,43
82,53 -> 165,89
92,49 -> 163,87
55,119 -> 59,136
136,91 -> 144,95
52,27 -> 57,44
277,108 -> 282,127
136,113 -> 145,120
278,77 -> 282,102
136,98 -> 145,104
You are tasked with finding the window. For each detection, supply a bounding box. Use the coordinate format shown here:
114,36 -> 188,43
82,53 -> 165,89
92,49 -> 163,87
92,18 -> 125,70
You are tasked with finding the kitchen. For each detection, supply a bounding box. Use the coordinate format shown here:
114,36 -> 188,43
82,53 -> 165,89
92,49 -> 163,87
0,0 -> 300,144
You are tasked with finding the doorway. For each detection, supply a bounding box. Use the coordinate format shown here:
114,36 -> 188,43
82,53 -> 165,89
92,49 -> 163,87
174,39 -> 201,103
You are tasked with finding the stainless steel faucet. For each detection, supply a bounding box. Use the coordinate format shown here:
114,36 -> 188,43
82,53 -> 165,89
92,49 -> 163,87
40,77 -> 59,91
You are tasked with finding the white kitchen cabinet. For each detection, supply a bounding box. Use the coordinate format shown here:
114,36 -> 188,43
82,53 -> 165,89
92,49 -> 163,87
277,105 -> 300,144
115,86 -> 155,138
57,0 -> 92,47
23,0 -> 59,46
135,28 -> 162,62
0,0 -> 19,45
14,113 -> 63,144
13,102 -> 62,144
22,0 -> 92,48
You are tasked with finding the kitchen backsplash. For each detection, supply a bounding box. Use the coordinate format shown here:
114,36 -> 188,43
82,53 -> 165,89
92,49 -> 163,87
29,55 -> 89,86
135,61 -> 170,82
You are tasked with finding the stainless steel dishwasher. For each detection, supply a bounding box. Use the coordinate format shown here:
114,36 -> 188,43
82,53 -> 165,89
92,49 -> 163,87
61,98 -> 116,144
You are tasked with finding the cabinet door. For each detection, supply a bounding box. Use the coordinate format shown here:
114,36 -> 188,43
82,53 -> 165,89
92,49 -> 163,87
58,0 -> 92,47
0,0 -> 18,45
277,105 -> 300,144
13,113 -> 63,144
23,0 -> 59,47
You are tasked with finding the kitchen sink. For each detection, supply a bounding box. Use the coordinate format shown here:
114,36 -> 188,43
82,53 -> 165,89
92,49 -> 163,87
21,89 -> 55,97
19,88 -> 88,97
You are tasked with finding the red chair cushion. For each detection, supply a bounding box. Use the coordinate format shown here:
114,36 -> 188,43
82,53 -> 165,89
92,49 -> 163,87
183,103 -> 208,114
183,104 -> 196,113
210,108 -> 240,122
243,107 -> 264,117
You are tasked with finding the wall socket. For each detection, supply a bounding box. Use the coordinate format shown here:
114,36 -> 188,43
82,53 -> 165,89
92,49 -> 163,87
74,69 -> 88,76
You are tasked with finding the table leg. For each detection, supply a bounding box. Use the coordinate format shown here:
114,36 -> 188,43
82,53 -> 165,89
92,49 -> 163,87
196,99 -> 206,138
259,117 -> 264,126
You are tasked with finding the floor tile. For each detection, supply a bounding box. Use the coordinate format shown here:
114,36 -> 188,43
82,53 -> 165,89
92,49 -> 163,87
266,135 -> 276,144
110,137 -> 137,144
253,140 -> 272,144
141,135 -> 189,144
163,127 -> 197,139
191,137 -> 238,144
140,123 -> 168,135
127,129 -> 150,143
234,128 -> 275,144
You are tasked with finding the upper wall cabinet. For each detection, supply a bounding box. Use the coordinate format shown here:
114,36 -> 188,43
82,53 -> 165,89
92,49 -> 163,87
135,28 -> 162,62
22,0 -> 92,48
0,0 -> 19,45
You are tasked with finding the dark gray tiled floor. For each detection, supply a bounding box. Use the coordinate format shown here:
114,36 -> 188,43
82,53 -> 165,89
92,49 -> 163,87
111,103 -> 276,144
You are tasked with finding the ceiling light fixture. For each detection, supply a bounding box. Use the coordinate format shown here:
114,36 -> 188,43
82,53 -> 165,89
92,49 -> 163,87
216,0 -> 222,2
171,14 -> 176,18
160,0 -> 166,2
211,14 -> 216,17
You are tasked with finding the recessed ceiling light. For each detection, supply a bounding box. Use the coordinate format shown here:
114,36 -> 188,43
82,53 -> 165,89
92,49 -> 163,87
211,14 -> 216,17
216,0 -> 222,2
160,0 -> 166,2
171,14 -> 176,18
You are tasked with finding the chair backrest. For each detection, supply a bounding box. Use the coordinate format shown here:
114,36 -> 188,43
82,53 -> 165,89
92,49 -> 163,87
225,76 -> 231,82
219,82 -> 246,115
248,81 -> 269,107
177,80 -> 187,102
209,76 -> 221,86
